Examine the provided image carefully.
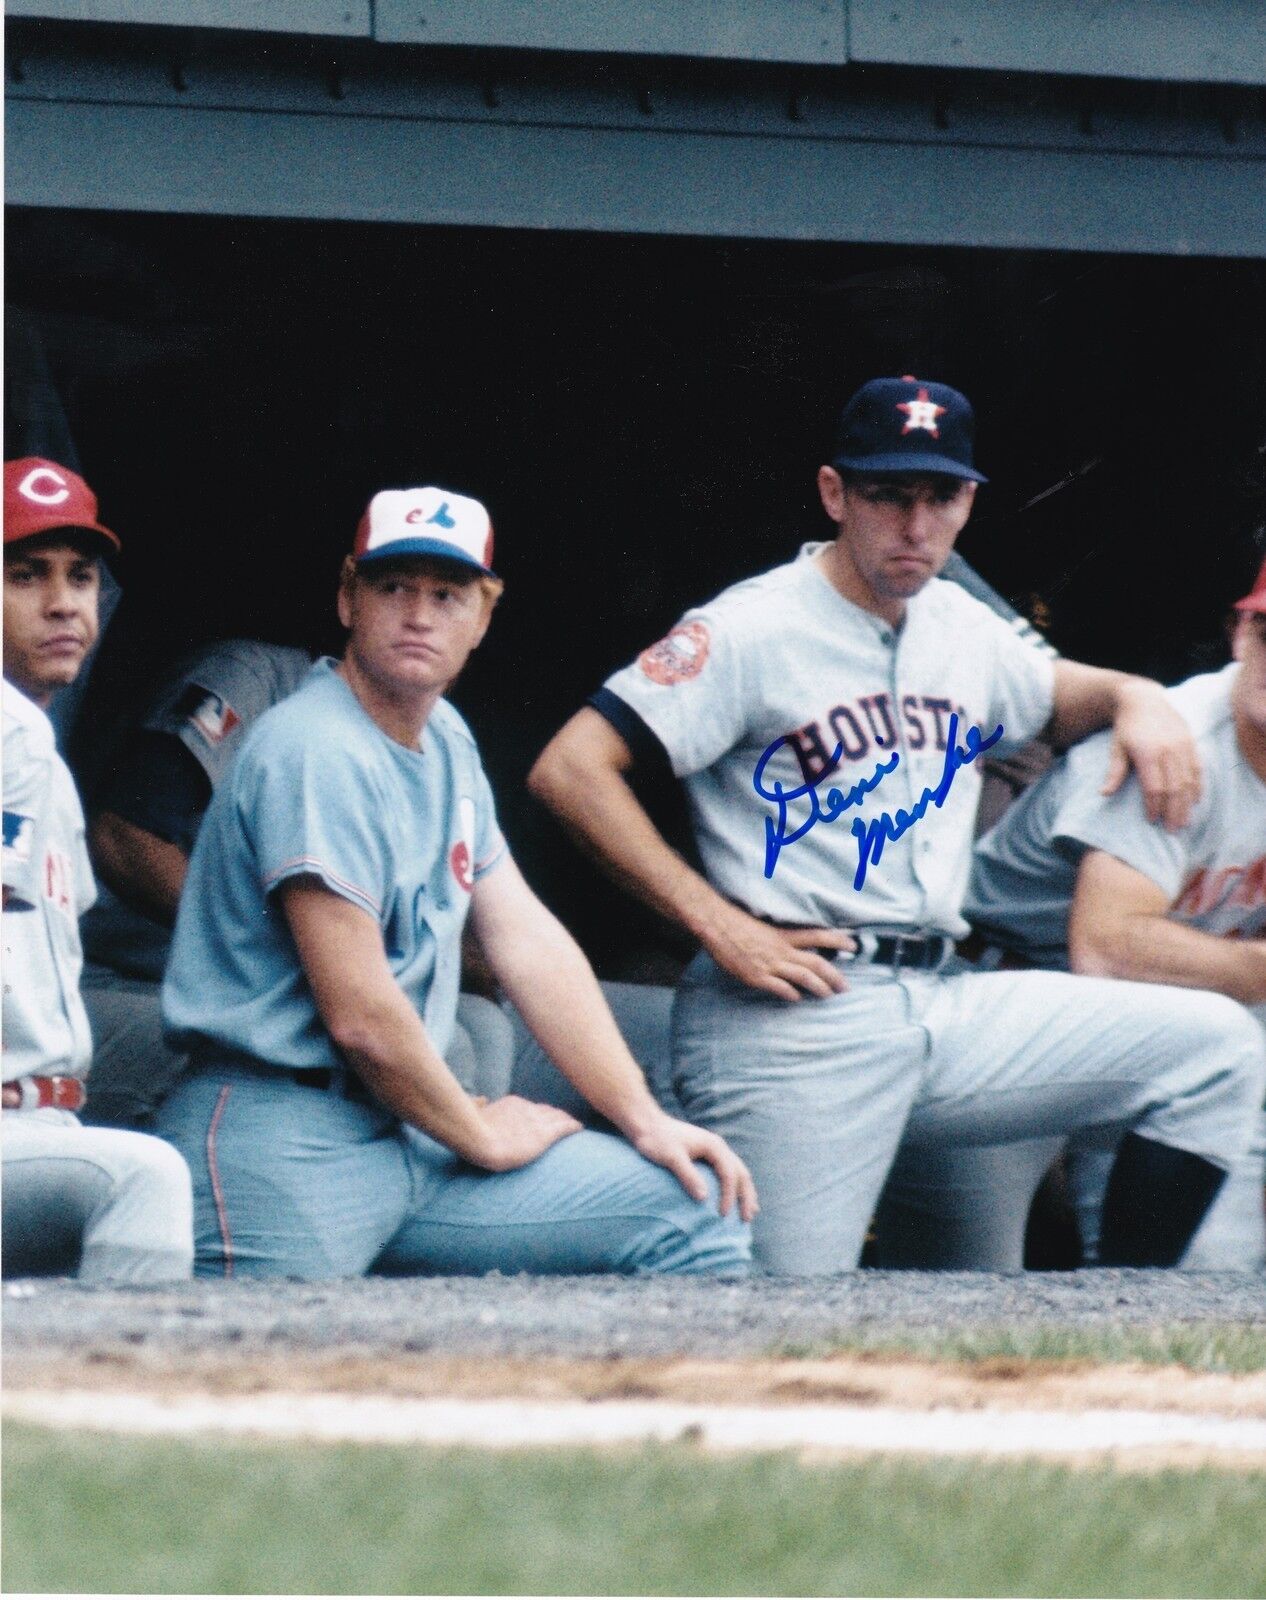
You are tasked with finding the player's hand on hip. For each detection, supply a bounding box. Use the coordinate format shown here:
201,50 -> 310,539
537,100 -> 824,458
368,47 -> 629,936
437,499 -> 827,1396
703,903 -> 854,1000
1102,683 -> 1202,829
472,1095 -> 584,1171
631,1112 -> 759,1222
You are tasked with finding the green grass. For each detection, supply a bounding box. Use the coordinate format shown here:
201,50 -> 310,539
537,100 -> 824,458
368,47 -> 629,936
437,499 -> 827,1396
5,1422 -> 1266,1596
772,1321 -> 1266,1373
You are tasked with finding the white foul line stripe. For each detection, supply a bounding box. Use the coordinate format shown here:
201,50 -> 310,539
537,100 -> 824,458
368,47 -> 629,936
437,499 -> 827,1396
6,1390 -> 1266,1460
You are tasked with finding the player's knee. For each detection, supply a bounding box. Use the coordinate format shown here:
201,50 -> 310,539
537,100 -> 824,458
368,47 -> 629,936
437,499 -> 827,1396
118,1132 -> 195,1215
1196,995 -> 1266,1093
637,1163 -> 752,1276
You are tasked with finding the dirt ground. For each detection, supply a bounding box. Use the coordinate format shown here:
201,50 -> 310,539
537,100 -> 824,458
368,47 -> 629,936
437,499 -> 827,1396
8,1347 -> 1266,1420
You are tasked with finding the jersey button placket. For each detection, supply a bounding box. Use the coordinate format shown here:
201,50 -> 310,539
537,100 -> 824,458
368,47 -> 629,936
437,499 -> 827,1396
887,622 -> 932,922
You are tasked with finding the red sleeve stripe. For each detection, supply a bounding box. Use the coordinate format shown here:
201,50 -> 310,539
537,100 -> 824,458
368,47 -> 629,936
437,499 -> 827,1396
263,857 -> 382,916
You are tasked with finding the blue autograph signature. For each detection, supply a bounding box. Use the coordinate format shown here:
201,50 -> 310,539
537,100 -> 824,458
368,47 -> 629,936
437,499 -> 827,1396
752,713 -> 1004,888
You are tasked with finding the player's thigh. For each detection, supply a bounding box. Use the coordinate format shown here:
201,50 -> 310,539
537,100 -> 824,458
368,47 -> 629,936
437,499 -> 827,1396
378,1127 -> 749,1276
874,1136 -> 1063,1271
918,969 -> 1265,1150
449,993 -> 515,1100
508,982 -> 678,1120
2,1111 -> 113,1274
1,1112 -> 190,1279
671,958 -> 927,1273
155,1069 -> 412,1279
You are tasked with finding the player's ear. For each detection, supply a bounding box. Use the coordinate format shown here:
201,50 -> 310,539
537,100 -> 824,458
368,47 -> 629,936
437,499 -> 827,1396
1231,612 -> 1251,662
336,557 -> 357,630
817,465 -> 846,524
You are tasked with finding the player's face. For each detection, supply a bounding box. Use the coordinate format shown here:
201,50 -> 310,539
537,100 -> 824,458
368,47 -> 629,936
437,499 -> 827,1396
2,537 -> 101,708
339,559 -> 493,699
1232,611 -> 1266,735
818,469 -> 976,621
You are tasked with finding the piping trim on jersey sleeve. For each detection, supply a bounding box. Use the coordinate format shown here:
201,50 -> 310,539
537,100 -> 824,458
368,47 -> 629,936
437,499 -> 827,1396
262,856 -> 383,917
587,688 -> 672,771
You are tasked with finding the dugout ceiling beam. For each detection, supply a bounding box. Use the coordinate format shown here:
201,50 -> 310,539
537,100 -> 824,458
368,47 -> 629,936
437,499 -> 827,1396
8,1 -> 1266,84
7,17 -> 1266,257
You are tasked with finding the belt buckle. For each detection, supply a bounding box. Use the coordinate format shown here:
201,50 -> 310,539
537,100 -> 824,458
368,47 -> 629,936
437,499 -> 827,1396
853,930 -> 880,965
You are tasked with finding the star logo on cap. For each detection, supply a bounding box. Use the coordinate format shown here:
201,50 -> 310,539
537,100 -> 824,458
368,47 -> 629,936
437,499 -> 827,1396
896,387 -> 946,437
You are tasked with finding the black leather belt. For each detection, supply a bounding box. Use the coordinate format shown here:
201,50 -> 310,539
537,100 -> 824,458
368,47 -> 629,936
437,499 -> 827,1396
754,915 -> 954,972
857,932 -> 954,971
192,1050 -> 371,1101
291,1066 -> 371,1100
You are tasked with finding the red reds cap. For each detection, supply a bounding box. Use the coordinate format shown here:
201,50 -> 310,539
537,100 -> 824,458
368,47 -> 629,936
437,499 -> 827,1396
1234,557 -> 1266,617
4,457 -> 120,555
352,486 -> 496,577
832,375 -> 987,483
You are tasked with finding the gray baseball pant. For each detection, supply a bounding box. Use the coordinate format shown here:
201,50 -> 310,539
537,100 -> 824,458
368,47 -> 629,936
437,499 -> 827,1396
2,1107 -> 194,1282
672,955 -> 1266,1274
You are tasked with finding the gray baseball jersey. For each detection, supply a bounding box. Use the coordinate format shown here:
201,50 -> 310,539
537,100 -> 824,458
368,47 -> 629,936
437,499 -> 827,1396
82,640 -> 313,980
595,549 -> 1261,1273
603,543 -> 1055,938
967,664 -> 1266,966
143,639 -> 313,789
2,680 -> 96,1081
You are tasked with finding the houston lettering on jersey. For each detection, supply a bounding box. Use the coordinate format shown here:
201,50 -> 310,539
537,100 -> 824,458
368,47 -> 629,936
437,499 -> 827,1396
785,693 -> 973,784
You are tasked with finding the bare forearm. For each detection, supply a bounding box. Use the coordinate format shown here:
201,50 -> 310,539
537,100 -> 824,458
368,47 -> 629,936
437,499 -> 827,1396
329,988 -> 500,1156
530,711 -> 855,1000
89,812 -> 187,924
1070,914 -> 1266,1007
492,912 -> 661,1137
529,728 -> 734,947
1047,663 -> 1154,750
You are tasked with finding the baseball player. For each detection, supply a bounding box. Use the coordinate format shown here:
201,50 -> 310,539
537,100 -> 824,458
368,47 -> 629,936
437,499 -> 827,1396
2,457 -> 193,1282
153,485 -> 754,1279
882,556 -> 1266,1270
79,638 -> 514,1125
529,375 -> 1266,1273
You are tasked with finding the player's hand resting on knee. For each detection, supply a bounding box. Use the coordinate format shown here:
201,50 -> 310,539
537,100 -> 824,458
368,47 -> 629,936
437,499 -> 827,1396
701,901 -> 855,1000
470,1095 -> 584,1171
630,1111 -> 759,1222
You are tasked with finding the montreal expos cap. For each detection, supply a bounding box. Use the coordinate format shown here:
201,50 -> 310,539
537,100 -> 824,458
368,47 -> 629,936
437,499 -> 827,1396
4,457 -> 121,555
352,486 -> 497,577
1235,556 -> 1266,616
832,375 -> 987,483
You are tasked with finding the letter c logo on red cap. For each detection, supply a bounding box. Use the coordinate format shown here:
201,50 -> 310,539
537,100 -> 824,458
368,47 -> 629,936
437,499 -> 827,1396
18,467 -> 70,507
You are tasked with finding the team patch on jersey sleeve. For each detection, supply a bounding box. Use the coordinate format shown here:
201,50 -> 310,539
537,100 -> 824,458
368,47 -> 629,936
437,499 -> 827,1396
180,688 -> 241,747
450,796 -> 476,893
3,809 -> 36,864
637,622 -> 711,686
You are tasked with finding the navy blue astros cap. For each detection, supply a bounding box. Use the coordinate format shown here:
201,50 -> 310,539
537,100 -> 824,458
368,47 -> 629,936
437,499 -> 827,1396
832,375 -> 987,483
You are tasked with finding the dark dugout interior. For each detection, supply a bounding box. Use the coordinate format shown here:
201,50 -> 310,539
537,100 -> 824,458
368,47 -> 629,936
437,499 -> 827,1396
6,208 -> 1266,975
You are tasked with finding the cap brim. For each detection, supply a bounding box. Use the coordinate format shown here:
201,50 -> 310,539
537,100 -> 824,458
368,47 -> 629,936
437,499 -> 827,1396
4,520 -> 120,556
354,536 -> 496,577
833,452 -> 988,484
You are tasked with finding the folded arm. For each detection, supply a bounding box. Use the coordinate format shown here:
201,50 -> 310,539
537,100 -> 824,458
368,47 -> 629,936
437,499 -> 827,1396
89,812 -> 189,925
1048,662 -> 1201,829
1068,850 -> 1266,1007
